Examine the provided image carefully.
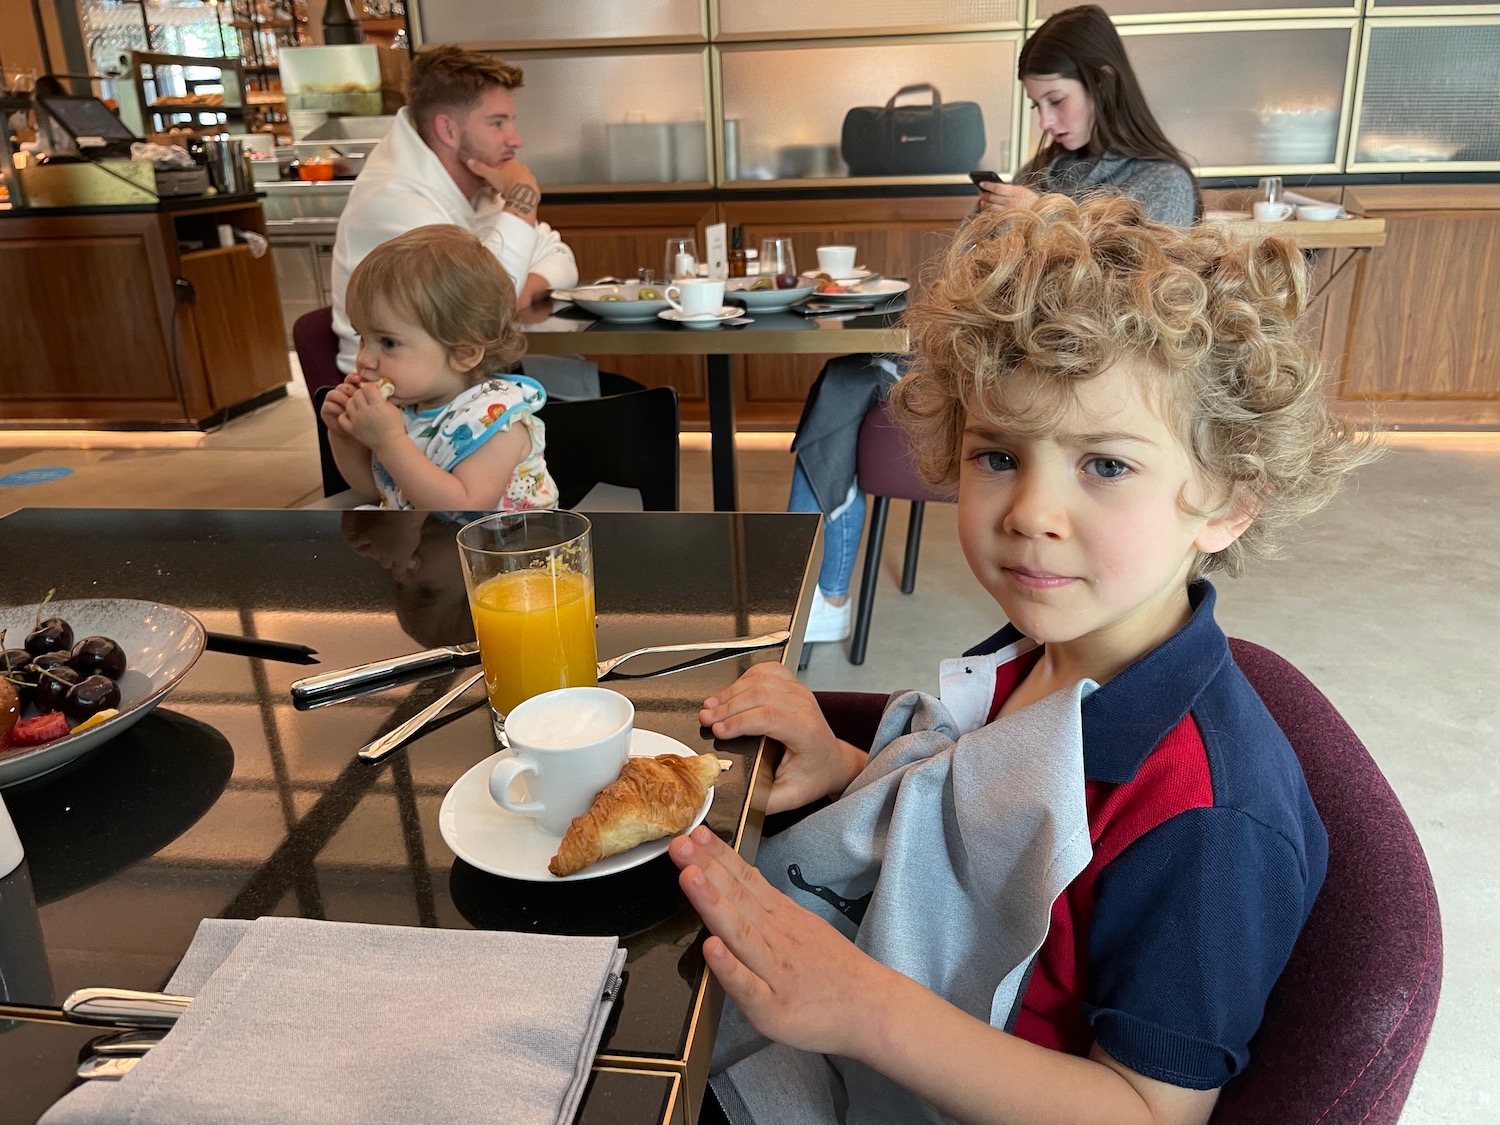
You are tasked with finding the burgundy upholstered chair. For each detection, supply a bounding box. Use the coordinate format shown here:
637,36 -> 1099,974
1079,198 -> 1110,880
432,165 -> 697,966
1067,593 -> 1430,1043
292,306 -> 345,405
808,640 -> 1442,1125
849,399 -> 956,665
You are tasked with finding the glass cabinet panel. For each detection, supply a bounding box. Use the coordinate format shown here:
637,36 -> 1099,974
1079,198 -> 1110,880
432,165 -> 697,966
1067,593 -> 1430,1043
505,49 -> 712,187
719,35 -> 1019,182
1352,20 -> 1500,167
416,0 -> 703,48
1078,22 -> 1354,172
1035,0 -> 1355,20
715,0 -> 1021,39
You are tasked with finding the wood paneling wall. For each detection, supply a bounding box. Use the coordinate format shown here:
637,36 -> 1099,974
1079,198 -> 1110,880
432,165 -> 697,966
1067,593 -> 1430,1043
539,184 -> 1500,430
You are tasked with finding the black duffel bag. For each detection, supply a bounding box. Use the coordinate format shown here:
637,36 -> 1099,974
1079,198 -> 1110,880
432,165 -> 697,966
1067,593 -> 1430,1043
840,83 -> 986,176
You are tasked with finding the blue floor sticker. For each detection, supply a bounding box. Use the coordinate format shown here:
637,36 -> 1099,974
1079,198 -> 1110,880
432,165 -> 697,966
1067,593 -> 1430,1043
0,467 -> 75,486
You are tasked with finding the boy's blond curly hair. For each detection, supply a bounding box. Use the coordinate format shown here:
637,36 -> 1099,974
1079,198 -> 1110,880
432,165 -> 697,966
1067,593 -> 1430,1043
890,193 -> 1378,578
346,225 -> 524,382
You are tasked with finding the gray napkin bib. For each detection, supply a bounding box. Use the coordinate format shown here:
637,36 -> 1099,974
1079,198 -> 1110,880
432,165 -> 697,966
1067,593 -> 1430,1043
712,681 -> 1095,1125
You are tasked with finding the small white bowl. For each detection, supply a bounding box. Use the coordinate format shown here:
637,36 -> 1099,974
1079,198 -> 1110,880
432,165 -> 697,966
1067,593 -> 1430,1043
1296,204 -> 1343,222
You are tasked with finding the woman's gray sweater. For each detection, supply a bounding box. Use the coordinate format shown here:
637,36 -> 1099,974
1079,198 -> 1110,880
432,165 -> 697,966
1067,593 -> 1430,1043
1024,150 -> 1198,227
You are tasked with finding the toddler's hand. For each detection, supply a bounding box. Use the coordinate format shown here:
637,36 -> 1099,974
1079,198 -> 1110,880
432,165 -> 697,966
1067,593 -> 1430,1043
699,663 -> 862,813
318,375 -> 361,429
339,383 -> 405,450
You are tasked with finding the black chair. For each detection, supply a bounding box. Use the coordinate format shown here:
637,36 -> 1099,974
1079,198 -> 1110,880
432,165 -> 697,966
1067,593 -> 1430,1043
538,385 -> 681,511
312,384 -> 681,511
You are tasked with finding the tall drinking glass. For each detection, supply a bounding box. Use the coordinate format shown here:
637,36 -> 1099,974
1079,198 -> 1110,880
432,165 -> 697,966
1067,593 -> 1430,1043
759,237 -> 797,286
456,511 -> 598,732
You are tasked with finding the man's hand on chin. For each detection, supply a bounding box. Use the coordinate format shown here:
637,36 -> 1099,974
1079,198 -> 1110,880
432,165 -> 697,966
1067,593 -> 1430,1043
467,157 -> 540,227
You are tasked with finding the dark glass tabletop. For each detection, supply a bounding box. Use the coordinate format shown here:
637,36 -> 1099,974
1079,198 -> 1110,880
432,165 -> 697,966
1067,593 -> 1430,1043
0,508 -> 820,1125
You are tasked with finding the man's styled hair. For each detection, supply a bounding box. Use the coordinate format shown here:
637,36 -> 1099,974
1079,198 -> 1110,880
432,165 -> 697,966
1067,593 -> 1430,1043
890,193 -> 1378,578
346,225 -> 524,382
407,46 -> 524,140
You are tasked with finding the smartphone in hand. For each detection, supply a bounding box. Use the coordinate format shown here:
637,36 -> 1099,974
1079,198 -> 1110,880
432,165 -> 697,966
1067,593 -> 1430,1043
968,170 -> 1006,186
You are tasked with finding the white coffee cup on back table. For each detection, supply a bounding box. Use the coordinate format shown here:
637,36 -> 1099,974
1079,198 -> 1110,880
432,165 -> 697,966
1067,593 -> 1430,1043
666,278 -> 726,318
1253,200 -> 1294,223
489,687 -> 634,835
816,245 -> 857,277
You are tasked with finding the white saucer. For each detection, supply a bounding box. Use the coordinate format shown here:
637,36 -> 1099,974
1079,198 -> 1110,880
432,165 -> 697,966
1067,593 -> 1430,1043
805,266 -> 877,284
658,307 -> 741,330
810,278 -> 911,303
439,729 -> 714,882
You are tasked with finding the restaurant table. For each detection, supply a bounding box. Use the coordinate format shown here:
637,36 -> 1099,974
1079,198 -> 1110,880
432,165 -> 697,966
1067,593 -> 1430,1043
522,300 -> 909,512
0,507 -> 821,1125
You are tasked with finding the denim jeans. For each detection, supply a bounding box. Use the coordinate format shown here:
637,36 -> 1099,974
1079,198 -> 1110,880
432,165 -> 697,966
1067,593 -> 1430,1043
788,462 -> 865,600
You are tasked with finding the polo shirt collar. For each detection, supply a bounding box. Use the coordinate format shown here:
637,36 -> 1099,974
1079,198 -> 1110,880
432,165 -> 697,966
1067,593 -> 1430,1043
961,582 -> 1229,785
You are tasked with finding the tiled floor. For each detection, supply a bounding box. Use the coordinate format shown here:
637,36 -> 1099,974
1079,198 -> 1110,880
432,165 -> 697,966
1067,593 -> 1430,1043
0,374 -> 1494,1124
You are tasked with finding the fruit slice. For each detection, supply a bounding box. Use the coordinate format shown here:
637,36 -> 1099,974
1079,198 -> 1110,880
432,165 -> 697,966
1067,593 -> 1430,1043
71,708 -> 120,734
637,287 -> 662,300
9,711 -> 70,746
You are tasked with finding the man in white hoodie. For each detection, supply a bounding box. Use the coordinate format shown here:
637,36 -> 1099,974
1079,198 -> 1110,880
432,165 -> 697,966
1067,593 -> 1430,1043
329,47 -> 579,376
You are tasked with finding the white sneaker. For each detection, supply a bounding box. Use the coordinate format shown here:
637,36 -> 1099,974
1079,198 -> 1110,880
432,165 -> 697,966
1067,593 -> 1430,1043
804,588 -> 852,643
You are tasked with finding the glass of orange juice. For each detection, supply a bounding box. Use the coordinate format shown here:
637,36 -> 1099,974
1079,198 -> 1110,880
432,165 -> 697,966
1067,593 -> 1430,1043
455,511 -> 598,732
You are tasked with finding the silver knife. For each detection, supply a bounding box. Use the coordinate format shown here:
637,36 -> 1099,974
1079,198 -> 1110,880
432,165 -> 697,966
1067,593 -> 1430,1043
294,630 -> 791,703
0,988 -> 191,1030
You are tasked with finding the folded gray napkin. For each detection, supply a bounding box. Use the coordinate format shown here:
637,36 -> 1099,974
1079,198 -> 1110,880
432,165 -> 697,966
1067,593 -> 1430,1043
42,916 -> 626,1125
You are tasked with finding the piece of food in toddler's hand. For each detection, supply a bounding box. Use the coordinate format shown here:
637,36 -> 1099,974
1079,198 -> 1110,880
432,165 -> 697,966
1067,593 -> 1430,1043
548,752 -> 720,876
377,379 -> 396,400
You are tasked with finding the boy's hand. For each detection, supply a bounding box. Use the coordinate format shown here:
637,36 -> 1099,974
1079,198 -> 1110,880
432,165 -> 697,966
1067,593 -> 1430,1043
670,826 -> 898,1058
338,383 -> 405,451
699,663 -> 864,813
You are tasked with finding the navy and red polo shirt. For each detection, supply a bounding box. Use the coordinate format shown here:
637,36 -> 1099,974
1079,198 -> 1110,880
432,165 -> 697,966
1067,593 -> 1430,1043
966,582 -> 1327,1089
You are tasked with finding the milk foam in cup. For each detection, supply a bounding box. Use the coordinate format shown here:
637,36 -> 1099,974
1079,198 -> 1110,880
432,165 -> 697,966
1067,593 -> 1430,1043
816,246 -> 857,277
488,687 -> 634,835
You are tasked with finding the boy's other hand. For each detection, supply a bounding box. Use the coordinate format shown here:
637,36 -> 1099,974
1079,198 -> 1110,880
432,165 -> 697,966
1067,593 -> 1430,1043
339,382 -> 406,450
699,663 -> 864,813
670,826 -> 898,1058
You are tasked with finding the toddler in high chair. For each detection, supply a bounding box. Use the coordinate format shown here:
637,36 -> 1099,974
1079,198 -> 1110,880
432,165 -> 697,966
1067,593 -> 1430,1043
320,224 -> 558,511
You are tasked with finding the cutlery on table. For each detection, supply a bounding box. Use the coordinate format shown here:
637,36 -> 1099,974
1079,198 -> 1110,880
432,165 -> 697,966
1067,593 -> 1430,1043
0,987 -> 191,1031
358,671 -> 486,764
78,1055 -> 140,1081
355,630 -> 793,763
294,630 -> 792,703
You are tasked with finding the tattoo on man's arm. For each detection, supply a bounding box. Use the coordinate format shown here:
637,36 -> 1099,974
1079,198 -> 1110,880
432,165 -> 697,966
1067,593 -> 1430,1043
503,183 -> 538,217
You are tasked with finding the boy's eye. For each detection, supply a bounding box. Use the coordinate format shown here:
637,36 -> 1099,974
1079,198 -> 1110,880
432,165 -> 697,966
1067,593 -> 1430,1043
381,337 -> 398,349
1086,457 -> 1131,480
974,450 -> 1015,473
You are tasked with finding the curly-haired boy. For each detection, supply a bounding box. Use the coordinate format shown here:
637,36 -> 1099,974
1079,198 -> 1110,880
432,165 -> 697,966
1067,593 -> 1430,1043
672,194 -> 1377,1125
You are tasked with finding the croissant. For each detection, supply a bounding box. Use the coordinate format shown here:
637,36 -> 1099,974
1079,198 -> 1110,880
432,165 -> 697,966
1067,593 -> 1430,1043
549,752 -> 720,877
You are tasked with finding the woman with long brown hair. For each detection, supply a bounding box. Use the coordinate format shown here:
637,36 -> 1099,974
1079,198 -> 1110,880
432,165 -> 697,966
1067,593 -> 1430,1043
979,5 -> 1200,225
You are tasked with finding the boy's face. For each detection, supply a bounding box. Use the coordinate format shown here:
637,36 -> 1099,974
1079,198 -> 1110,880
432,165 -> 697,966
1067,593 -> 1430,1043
956,361 -> 1250,678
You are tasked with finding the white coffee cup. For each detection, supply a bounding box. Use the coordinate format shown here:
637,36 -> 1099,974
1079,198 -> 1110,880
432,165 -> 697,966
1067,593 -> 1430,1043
489,687 -> 634,835
1253,201 -> 1294,223
666,278 -> 726,319
816,245 -> 857,277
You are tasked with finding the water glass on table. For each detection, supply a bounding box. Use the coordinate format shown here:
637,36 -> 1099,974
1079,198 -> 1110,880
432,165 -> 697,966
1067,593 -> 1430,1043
664,236 -> 699,281
759,237 -> 798,288
456,510 -> 598,734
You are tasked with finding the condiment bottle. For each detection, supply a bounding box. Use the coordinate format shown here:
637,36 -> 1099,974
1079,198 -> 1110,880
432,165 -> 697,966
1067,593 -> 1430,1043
727,226 -> 748,278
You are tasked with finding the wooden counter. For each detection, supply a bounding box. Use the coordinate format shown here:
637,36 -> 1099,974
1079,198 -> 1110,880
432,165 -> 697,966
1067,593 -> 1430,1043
0,195 -> 291,429
1320,184 -> 1500,428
